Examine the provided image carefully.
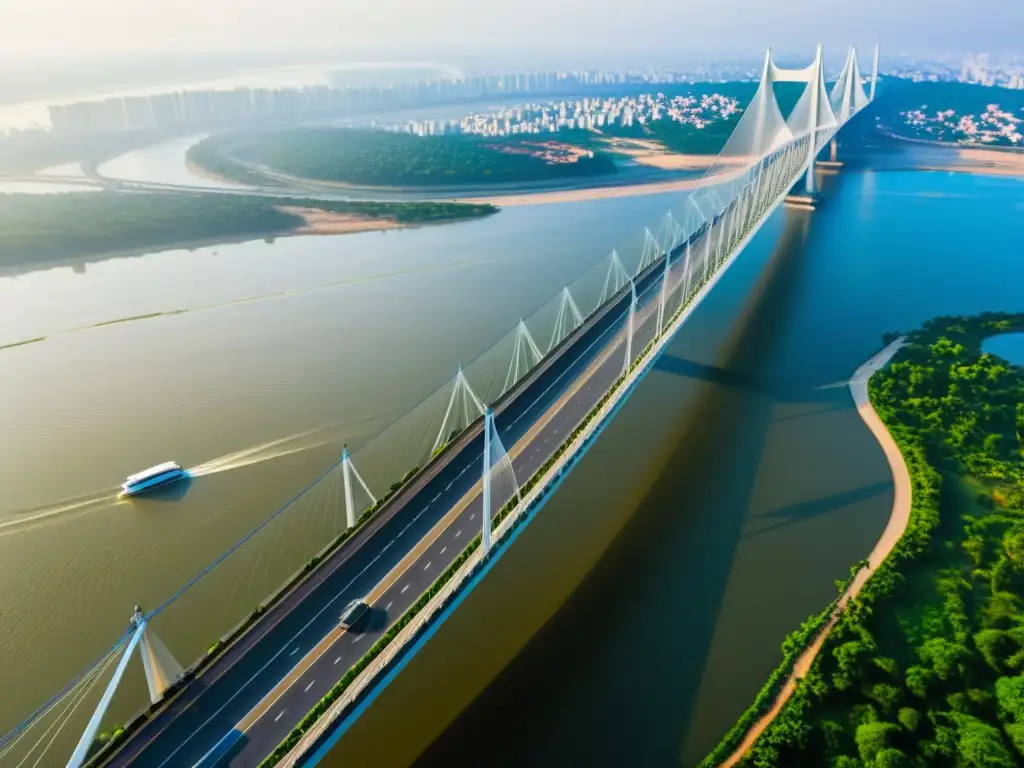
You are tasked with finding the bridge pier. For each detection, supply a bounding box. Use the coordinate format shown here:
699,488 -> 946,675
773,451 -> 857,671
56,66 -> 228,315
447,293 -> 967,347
817,137 -> 844,172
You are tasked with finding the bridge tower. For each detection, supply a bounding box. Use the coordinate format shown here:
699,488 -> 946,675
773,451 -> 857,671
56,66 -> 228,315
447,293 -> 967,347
67,608 -> 183,768
481,407 -> 494,553
623,279 -> 637,373
803,43 -> 824,196
870,44 -> 880,101
342,445 -> 376,529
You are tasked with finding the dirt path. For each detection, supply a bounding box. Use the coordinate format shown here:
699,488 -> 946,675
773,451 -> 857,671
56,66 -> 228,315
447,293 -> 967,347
719,338 -> 911,767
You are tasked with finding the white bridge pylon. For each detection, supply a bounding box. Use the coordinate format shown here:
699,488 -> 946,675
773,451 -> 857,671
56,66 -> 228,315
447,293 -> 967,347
342,446 -> 377,529
548,286 -> 584,353
637,227 -> 662,274
67,608 -> 182,768
433,363 -> 486,454
599,249 -> 630,306
712,43 -> 878,197
504,319 -> 544,392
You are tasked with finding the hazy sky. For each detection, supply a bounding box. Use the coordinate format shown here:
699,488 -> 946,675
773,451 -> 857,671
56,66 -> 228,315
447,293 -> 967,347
0,0 -> 1019,61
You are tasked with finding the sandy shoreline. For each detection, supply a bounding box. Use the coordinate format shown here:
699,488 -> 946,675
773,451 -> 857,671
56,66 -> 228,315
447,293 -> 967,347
278,206 -> 408,235
917,148 -> 1024,179
720,338 -> 912,768
598,137 -> 717,171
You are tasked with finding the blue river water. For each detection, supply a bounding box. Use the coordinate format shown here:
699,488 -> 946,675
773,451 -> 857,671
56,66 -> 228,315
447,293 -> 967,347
984,333 -> 1024,365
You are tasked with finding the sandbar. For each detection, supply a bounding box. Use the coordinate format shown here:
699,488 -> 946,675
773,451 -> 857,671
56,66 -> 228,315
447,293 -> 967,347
917,147 -> 1024,178
279,206 -> 408,235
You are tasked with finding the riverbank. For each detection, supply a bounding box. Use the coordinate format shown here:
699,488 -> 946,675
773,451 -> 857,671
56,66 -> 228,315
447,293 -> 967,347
726,312 -> 1024,766
718,338 -> 912,767
598,137 -> 717,171
280,206 -> 410,236
0,191 -> 496,272
921,147 -> 1024,178
882,132 -> 1024,178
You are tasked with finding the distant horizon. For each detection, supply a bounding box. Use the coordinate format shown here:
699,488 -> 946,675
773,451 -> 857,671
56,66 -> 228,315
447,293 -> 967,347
0,43 -> 1001,110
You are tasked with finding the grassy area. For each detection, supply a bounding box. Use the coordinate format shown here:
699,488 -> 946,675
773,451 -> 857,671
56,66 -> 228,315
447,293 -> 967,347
712,312 -> 1024,768
189,129 -> 620,188
0,191 -> 496,268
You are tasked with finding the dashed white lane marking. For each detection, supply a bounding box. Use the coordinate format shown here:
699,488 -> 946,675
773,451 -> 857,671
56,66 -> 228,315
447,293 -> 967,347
334,657 -> 341,665
385,601 -> 393,611
401,584 -> 410,594
288,647 -> 299,656
274,710 -> 286,722
352,635 -> 362,644
424,561 -> 432,571
456,529 -> 462,538
304,679 -> 316,692
440,546 -> 447,555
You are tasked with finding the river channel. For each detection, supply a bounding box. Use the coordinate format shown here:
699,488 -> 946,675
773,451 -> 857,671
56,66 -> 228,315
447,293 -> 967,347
0,162 -> 686,736
327,152 -> 1024,766
1,132 -> 1022,764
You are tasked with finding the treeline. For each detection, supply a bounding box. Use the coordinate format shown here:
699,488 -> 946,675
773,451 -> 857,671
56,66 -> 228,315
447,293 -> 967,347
721,312 -> 1024,767
0,191 -> 496,268
193,128 -> 620,188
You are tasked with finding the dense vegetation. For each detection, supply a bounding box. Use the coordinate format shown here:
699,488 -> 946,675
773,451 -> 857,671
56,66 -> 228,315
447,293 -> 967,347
192,128 -> 620,188
0,191 -> 495,267
723,312 -> 1024,767
189,81 -> 811,188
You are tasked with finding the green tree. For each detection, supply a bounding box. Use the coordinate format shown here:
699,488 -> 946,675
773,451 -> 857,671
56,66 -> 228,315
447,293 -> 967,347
897,707 -> 921,732
1004,722 -> 1024,757
995,676 -> 1024,723
976,630 -> 1013,673
954,714 -> 1015,767
918,637 -> 970,682
868,683 -> 903,712
873,748 -> 909,768
905,665 -> 934,699
855,722 -> 900,764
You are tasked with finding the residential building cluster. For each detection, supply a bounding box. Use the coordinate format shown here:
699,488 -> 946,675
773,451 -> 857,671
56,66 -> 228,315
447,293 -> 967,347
888,53 -> 1024,89
899,103 -> 1023,145
35,69 -> 750,138
385,92 -> 743,138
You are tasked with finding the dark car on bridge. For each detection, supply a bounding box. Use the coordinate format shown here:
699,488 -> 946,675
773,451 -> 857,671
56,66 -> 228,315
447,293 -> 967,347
340,599 -> 369,630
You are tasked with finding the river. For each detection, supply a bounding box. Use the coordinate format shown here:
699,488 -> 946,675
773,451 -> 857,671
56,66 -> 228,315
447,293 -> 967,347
0,178 -> 683,736
320,151 -> 1024,766
2,132 -> 1023,762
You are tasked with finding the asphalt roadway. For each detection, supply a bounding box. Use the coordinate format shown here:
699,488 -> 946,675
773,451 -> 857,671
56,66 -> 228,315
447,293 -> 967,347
106,265 -> 668,768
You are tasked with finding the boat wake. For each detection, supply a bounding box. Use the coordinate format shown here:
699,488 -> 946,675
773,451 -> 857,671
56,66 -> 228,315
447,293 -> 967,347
0,416 -> 384,536
0,490 -> 122,537
188,415 -> 384,478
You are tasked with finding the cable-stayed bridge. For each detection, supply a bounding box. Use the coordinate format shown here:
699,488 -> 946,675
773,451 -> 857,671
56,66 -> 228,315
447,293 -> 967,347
0,44 -> 878,768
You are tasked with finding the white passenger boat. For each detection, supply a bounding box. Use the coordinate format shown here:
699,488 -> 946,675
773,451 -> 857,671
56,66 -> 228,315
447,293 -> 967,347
121,462 -> 187,497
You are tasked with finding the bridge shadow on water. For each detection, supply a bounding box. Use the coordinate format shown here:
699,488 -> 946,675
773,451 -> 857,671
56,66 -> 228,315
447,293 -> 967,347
414,210 -> 836,767
742,480 -> 892,540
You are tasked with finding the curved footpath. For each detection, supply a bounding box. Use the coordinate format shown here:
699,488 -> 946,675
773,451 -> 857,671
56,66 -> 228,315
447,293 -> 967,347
720,338 -> 910,767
